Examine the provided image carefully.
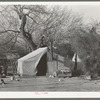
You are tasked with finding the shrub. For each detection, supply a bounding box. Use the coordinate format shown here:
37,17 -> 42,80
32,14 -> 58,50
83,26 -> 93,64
84,55 -> 100,79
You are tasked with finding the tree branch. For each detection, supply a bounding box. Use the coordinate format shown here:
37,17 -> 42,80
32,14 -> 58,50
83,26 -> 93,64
26,14 -> 39,25
0,30 -> 20,35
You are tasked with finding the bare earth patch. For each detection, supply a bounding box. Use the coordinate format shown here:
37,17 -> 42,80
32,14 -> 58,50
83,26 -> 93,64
0,76 -> 100,91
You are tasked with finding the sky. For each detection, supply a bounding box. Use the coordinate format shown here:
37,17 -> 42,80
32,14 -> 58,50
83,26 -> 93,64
0,2 -> 100,24
67,5 -> 100,24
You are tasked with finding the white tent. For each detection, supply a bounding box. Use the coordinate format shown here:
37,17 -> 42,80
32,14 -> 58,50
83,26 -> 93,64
17,47 -> 47,77
72,53 -> 81,62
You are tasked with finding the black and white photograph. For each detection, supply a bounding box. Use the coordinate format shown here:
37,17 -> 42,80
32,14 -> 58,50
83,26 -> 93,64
0,1 -> 100,97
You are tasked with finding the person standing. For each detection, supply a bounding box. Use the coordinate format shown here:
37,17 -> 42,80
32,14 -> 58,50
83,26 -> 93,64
0,65 -> 2,75
38,35 -> 46,48
0,65 -> 5,85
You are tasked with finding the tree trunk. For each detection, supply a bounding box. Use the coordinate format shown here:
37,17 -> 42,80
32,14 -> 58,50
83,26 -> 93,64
20,14 -> 37,51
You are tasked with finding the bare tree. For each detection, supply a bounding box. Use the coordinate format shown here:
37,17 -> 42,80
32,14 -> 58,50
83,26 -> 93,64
0,5 -> 49,52
0,5 -> 83,52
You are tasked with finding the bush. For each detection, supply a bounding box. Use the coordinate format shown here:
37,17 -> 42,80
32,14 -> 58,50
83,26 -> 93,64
84,55 -> 100,79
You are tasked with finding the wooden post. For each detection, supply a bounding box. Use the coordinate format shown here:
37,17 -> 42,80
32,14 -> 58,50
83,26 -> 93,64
50,41 -> 53,61
56,55 -> 58,71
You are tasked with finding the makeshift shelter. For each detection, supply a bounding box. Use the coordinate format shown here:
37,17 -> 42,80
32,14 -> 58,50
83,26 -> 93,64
72,53 -> 81,62
17,47 -> 48,77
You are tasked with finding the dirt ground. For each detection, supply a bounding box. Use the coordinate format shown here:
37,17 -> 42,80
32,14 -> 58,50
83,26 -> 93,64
1,76 -> 100,91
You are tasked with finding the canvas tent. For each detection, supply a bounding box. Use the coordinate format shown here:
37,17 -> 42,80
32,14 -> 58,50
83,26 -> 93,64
72,53 -> 81,62
17,47 -> 47,77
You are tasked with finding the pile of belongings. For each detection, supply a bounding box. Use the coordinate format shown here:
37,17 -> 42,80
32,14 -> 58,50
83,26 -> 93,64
14,74 -> 21,81
85,75 -> 91,80
50,68 -> 72,78
56,69 -> 72,78
1,73 -> 6,78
